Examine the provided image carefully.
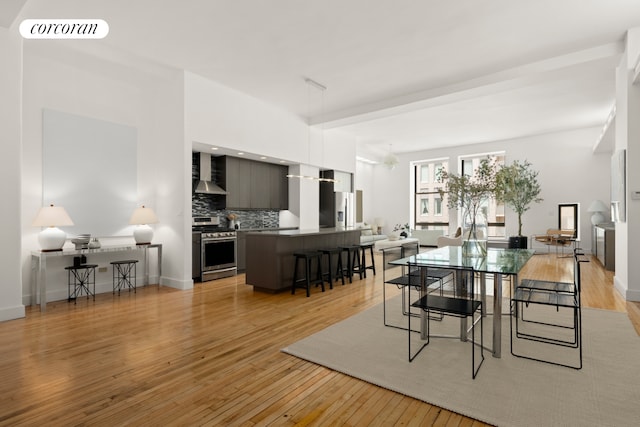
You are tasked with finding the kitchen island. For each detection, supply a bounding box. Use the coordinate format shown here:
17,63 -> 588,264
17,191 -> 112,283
245,228 -> 360,292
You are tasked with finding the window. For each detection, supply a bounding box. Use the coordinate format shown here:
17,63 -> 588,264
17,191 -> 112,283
420,164 -> 429,183
414,159 -> 449,231
421,198 -> 429,215
434,195 -> 443,216
434,163 -> 444,180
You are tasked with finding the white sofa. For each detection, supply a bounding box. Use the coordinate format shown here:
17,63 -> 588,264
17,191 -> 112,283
359,227 -> 388,244
411,229 -> 445,247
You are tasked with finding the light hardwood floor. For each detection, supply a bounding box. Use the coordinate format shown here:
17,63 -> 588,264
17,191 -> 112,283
0,253 -> 638,426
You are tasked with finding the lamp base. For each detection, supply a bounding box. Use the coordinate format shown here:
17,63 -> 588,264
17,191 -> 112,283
133,224 -> 153,244
590,212 -> 605,225
38,226 -> 67,251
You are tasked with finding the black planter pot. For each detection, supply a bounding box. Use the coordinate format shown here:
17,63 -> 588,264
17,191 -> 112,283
508,236 -> 528,249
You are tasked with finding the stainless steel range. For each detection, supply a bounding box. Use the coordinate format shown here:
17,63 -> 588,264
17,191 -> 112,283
192,217 -> 237,281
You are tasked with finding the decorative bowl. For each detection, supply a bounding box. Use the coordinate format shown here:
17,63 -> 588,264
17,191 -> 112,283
71,234 -> 91,249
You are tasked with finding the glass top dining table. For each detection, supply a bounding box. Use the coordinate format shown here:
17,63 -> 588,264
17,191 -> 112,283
391,246 -> 535,357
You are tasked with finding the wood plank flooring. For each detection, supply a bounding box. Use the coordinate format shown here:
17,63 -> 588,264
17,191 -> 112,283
0,253 -> 637,426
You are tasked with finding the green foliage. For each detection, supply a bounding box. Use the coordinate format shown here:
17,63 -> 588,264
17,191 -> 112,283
495,160 -> 543,236
437,157 -> 499,223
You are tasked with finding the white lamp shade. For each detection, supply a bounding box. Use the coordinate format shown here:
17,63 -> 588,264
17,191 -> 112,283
32,204 -> 74,251
133,224 -> 154,244
129,205 -> 159,225
32,204 -> 74,227
587,200 -> 608,213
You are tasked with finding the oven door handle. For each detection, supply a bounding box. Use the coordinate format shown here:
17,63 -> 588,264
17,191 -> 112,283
202,238 -> 237,243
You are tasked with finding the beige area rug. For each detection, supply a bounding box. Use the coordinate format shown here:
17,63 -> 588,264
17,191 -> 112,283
282,297 -> 640,427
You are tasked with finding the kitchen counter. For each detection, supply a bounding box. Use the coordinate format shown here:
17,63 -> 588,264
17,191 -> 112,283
238,227 -> 299,232
246,227 -> 357,236
245,228 -> 360,292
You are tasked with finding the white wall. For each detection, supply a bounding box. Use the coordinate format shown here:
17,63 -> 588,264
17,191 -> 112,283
355,160 -> 376,225
185,72 -> 356,173
0,26 -> 26,321
366,127 -> 610,253
614,28 -> 640,301
184,72 -> 356,230
21,42 -> 191,305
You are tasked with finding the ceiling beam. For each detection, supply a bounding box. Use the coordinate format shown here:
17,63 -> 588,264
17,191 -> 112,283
314,42 -> 623,129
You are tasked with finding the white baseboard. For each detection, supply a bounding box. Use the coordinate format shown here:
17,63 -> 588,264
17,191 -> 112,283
0,305 -> 26,322
160,276 -> 194,290
613,275 -> 640,301
22,274 -> 193,307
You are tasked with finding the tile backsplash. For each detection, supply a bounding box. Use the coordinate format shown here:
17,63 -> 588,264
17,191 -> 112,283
192,152 -> 280,229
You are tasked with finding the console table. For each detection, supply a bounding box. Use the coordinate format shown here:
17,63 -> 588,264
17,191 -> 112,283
594,224 -> 615,271
31,243 -> 162,312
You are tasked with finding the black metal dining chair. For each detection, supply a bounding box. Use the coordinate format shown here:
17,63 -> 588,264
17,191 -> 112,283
510,248 -> 587,369
407,264 -> 484,379
381,245 -> 439,332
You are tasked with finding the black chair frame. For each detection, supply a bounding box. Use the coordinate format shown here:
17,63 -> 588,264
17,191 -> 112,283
408,265 -> 484,379
381,246 -> 441,332
510,248 -> 587,369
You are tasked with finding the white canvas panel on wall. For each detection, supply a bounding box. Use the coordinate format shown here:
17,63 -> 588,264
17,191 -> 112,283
43,109 -> 137,237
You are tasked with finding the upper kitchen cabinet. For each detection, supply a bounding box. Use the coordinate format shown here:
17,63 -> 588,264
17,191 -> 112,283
224,156 -> 288,210
269,163 -> 288,209
250,161 -> 271,208
224,156 -> 251,208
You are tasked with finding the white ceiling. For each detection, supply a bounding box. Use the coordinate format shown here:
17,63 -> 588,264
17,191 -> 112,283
9,0 -> 640,156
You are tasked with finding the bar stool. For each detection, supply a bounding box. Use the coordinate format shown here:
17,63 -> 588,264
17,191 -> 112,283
360,242 -> 376,278
65,264 -> 98,303
340,245 -> 364,282
111,260 -> 138,295
291,251 -> 325,297
320,248 -> 345,289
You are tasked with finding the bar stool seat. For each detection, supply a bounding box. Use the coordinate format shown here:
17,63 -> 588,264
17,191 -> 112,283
360,242 -> 376,277
320,248 -> 345,289
65,264 -> 98,303
111,260 -> 139,295
291,251 -> 326,297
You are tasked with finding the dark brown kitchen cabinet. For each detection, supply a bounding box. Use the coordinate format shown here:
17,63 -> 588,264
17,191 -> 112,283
223,156 -> 288,209
250,161 -> 271,208
269,163 -> 288,209
224,156 -> 251,208
236,231 -> 247,272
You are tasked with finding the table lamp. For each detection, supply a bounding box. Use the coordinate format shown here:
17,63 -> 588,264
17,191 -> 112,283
32,204 -> 74,251
129,205 -> 159,244
587,200 -> 608,225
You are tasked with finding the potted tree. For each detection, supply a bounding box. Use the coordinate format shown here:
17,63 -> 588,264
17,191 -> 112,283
438,157 -> 499,256
495,160 -> 542,249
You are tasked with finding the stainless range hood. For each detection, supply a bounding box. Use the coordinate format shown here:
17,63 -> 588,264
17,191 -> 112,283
195,152 -> 227,195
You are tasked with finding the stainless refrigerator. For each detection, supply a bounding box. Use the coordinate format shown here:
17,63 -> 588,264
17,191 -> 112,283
334,191 -> 354,228
319,182 -> 354,228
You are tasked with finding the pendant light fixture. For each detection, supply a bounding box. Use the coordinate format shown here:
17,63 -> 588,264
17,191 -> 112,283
383,144 -> 399,170
286,77 -> 337,183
